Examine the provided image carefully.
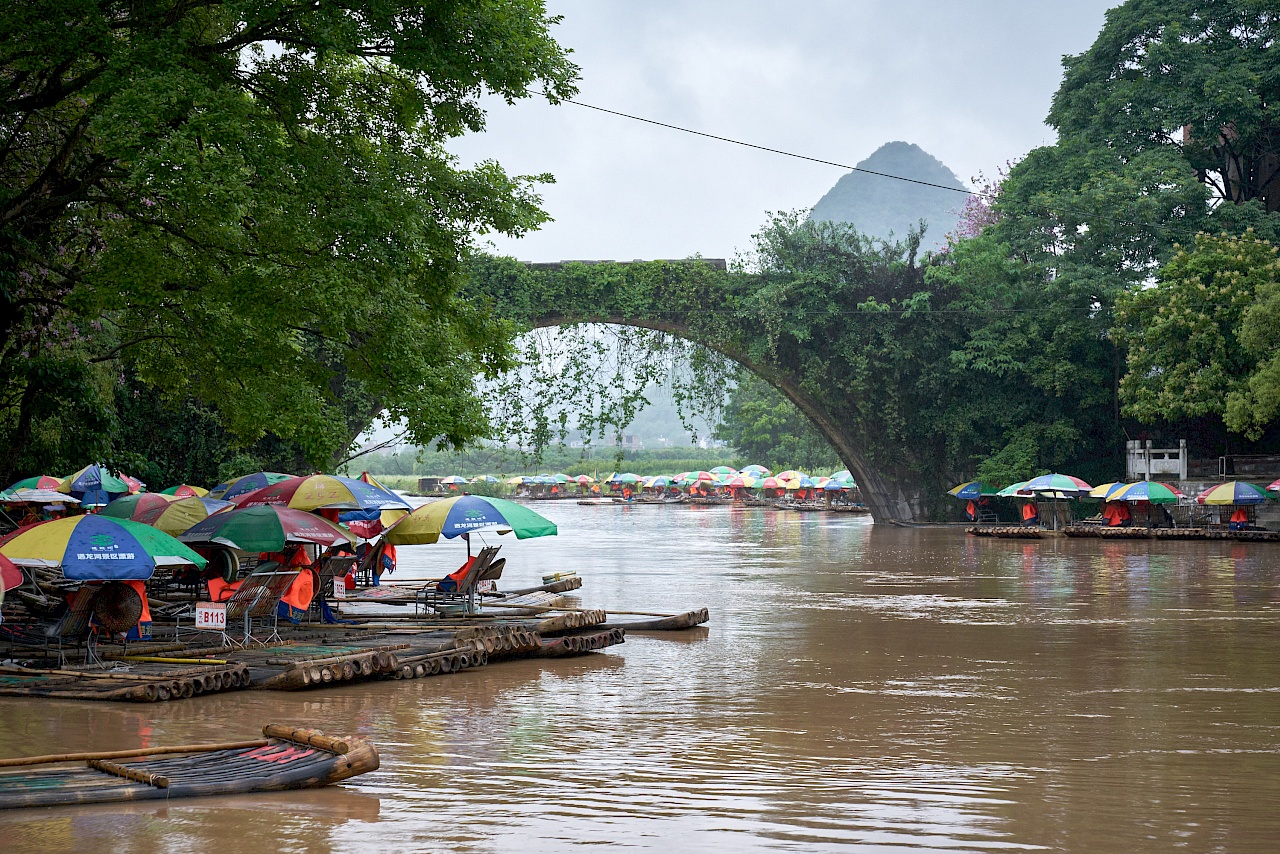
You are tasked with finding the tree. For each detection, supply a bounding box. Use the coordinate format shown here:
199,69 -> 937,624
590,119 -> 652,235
0,1 -> 578,481
713,371 -> 840,474
1115,231 -> 1280,439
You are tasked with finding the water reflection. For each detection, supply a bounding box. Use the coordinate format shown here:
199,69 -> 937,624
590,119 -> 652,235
3,506 -> 1280,851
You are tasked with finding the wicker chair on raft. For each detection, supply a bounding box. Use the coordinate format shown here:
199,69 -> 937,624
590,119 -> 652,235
183,564 -> 299,647
415,545 -> 501,617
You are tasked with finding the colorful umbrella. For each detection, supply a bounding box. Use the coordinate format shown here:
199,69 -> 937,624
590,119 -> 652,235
710,466 -> 738,476
233,474 -> 411,511
58,464 -> 130,507
996,481 -> 1030,497
679,471 -> 717,484
823,479 -> 849,491
385,495 -> 557,545
471,475 -> 500,484
726,475 -> 759,488
784,476 -> 815,490
576,475 -> 596,485
761,477 -> 783,490
1,515 -> 207,579
440,476 -> 470,486
741,465 -> 771,476
1196,481 -> 1271,506
1089,482 -> 1128,500
608,473 -> 642,484
775,470 -> 806,482
948,481 -> 998,500
1024,473 -> 1092,496
209,471 -> 294,500
1268,478 -> 1280,492
161,484 -> 209,498
1112,481 -> 1181,504
179,505 -> 354,552
5,488 -> 80,505
100,493 -> 233,536
0,553 -> 23,594
7,475 -> 63,492
119,474 -> 145,494
830,469 -> 852,480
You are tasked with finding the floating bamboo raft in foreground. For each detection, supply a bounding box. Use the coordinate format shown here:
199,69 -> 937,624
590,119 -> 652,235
0,724 -> 378,810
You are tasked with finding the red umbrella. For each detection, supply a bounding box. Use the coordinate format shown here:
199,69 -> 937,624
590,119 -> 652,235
0,553 -> 22,593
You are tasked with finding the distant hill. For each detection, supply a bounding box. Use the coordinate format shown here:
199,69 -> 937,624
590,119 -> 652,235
809,141 -> 968,253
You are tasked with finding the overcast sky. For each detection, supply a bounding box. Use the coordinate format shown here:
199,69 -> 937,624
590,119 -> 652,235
450,0 -> 1118,263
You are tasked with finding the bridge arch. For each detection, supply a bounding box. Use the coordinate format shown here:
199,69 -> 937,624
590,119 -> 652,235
469,255 -> 941,523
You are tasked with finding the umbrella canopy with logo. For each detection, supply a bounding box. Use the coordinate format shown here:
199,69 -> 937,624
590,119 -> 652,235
385,495 -> 557,546
179,505 -> 354,552
1,515 -> 207,580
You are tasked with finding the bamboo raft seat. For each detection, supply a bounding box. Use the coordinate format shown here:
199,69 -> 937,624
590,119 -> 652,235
0,724 -> 378,810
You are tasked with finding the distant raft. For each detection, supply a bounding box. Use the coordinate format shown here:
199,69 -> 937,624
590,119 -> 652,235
0,724 -> 378,809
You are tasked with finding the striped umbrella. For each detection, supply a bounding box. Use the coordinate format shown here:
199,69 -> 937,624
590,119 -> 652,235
1024,473 -> 1092,497
7,475 -> 62,492
385,495 -> 557,545
1112,481 -> 1181,504
996,481 -> 1030,497
1089,482 -> 1128,500
160,484 -> 209,498
1268,478 -> 1280,492
100,493 -> 233,536
233,474 -> 410,511
741,465 -> 771,476
180,505 -> 354,552
210,472 -> 294,501
1196,481 -> 1271,505
948,481 -> 998,500
58,464 -> 130,507
2,515 -> 207,580
726,475 -> 759,488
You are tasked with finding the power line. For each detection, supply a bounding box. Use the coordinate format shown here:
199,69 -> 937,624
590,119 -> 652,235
557,96 -> 980,198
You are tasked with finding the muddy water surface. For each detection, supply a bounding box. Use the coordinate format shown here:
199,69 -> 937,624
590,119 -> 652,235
2,503 -> 1279,852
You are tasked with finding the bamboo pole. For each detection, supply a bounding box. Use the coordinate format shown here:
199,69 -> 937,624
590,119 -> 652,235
0,740 -> 268,768
122,656 -> 228,665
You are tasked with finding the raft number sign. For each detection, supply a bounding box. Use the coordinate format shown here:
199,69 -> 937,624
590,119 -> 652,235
195,601 -> 227,630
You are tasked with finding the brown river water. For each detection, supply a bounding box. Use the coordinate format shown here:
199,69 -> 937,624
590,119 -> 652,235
2,503 -> 1279,852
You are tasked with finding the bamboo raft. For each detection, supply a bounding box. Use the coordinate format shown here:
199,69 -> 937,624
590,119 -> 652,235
0,724 -> 378,810
966,526 -> 1044,539
1061,526 -> 1278,542
601,608 -> 710,632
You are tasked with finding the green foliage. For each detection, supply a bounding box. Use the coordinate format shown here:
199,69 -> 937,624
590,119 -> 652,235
0,0 -> 579,482
714,372 -> 840,474
1116,232 -> 1280,438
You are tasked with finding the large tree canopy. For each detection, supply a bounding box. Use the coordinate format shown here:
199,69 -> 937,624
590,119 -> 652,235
0,0 -> 578,481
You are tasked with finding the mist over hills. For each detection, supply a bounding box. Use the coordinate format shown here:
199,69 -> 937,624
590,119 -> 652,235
809,141 -> 968,252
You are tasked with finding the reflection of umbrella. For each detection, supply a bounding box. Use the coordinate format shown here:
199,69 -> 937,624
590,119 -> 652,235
997,481 -> 1031,497
1112,481 -> 1180,504
7,475 -> 62,491
1197,481 -> 1270,505
58,464 -> 130,507
179,505 -> 354,552
2,515 -> 206,579
101,493 -> 233,536
948,481 -> 997,500
1024,473 -> 1092,496
161,484 -> 209,497
210,471 -> 294,500
233,474 -> 410,511
385,495 -> 557,545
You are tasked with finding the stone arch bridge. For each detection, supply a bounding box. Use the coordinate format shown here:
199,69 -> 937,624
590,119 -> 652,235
467,255 -> 955,524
